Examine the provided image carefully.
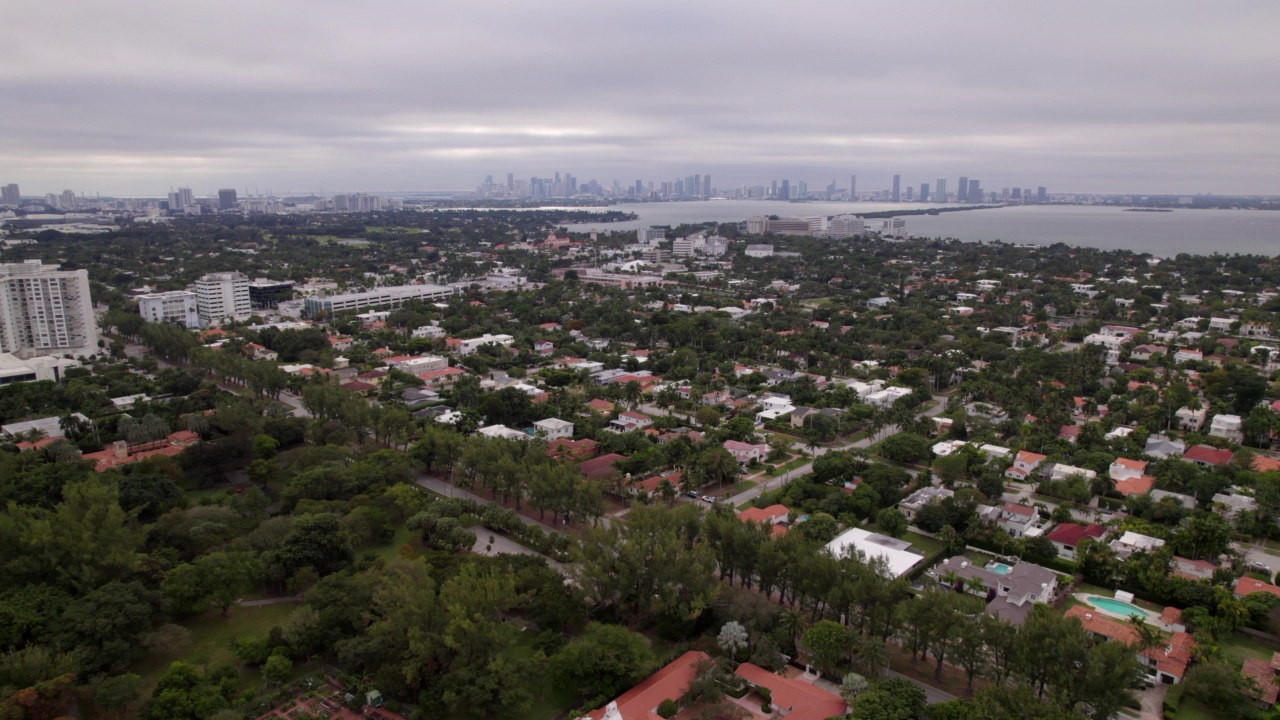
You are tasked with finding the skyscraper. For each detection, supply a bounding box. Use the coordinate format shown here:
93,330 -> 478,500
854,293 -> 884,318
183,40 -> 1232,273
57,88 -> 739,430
935,178 -> 946,202
968,179 -> 981,203
919,183 -> 929,203
177,187 -> 194,208
0,184 -> 18,206
780,179 -> 790,200
634,180 -> 643,196
957,177 -> 968,203
849,175 -> 857,200
217,189 -> 237,210
702,175 -> 711,197
891,175 -> 901,202
60,189 -> 76,210
506,172 -> 514,191
0,261 -> 98,359
1037,186 -> 1048,202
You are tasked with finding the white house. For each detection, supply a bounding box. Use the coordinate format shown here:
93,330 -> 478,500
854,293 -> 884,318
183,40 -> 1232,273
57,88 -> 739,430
1208,414 -> 1243,443
1110,531 -> 1166,559
533,418 -> 574,441
723,440 -> 769,466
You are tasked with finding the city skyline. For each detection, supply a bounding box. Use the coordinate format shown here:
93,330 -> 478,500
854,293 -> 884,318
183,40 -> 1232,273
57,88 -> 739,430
1,2 -> 1278,196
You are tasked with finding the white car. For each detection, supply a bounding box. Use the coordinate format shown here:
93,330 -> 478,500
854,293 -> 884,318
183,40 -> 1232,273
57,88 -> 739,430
701,495 -> 715,503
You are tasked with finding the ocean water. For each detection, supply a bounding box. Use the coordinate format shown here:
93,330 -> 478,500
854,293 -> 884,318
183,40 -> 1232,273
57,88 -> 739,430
554,200 -> 1280,257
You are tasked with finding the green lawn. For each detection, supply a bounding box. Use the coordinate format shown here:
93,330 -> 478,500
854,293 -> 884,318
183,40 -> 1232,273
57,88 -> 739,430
370,524 -> 415,561
1221,631 -> 1279,668
767,457 -> 811,477
903,530 -> 945,557
1173,700 -> 1230,719
722,479 -> 758,495
131,603 -> 302,699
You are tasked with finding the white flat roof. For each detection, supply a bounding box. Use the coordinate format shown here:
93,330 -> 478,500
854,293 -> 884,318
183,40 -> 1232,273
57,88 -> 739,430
825,527 -> 923,578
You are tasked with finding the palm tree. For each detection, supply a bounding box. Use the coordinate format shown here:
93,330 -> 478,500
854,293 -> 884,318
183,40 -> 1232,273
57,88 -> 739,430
851,636 -> 890,679
1127,616 -> 1164,656
778,609 -> 807,654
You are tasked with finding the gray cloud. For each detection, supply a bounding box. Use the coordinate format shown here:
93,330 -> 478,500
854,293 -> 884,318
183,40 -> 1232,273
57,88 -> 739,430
1,0 -> 1277,195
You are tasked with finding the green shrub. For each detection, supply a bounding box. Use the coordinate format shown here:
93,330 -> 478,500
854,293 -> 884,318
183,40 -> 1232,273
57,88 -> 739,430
657,699 -> 678,718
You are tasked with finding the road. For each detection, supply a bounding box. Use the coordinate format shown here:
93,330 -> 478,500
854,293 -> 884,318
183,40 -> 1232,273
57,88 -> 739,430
883,668 -> 957,705
723,394 -> 951,508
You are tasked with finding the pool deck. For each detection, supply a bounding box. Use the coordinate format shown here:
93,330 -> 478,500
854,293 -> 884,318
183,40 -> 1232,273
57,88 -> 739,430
1071,592 -> 1179,632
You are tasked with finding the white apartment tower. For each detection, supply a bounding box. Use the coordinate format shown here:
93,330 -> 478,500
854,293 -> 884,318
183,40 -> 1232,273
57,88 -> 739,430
0,260 -> 98,359
137,291 -> 200,329
195,272 -> 251,326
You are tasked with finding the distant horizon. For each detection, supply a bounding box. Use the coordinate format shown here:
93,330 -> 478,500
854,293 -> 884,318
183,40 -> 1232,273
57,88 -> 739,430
3,3 -> 1278,199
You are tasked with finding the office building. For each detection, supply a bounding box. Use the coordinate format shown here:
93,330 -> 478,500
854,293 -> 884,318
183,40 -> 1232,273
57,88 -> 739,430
849,174 -> 857,199
957,177 -> 968,202
0,261 -> 98,359
891,175 -> 901,202
935,178 -> 946,202
194,272 -> 251,327
1037,186 -> 1048,202
217,189 -> 237,210
1012,188 -> 1022,200
0,184 -> 18,206
968,179 -> 981,202
303,284 -> 456,317
824,216 -> 865,238
779,179 -> 790,200
137,291 -> 200,329
247,278 -> 295,308
919,183 -> 929,202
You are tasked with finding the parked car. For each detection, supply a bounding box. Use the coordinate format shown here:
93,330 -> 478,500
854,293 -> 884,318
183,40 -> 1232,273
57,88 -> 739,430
701,495 -> 715,503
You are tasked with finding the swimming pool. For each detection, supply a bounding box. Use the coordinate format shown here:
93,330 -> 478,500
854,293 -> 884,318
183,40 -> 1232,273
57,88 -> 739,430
1086,595 -> 1149,620
987,562 -> 1013,575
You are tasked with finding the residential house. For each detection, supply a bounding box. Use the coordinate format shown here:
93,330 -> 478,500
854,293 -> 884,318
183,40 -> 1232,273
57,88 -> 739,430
733,662 -> 847,720
579,453 -> 628,484
1130,344 -> 1164,361
580,651 -> 709,720
1049,463 -> 1097,482
1242,653 -> 1280,709
866,386 -> 913,408
1145,435 -> 1187,459
1064,606 -> 1195,685
1171,556 -> 1218,580
1110,457 -> 1149,481
998,503 -> 1040,538
533,418 -> 574,441
417,366 -> 467,389
1175,406 -> 1208,432
1182,444 -> 1234,467
899,486 -> 954,521
1236,577 -> 1280,599
1209,414 -> 1244,443
1212,490 -> 1258,519
723,439 -> 769,466
738,504 -> 791,537
755,393 -> 797,423
1110,531 -> 1166,559
1174,348 -> 1203,364
400,388 -> 441,407
609,411 -> 653,432
81,431 -> 200,473
930,557 -> 1058,625
1005,450 -> 1048,481
547,438 -> 598,462
1045,523 -> 1107,560
790,406 -> 843,429
477,424 -> 529,441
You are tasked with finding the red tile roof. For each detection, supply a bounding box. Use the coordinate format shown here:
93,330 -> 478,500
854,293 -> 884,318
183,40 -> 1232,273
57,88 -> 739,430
1046,523 -> 1106,547
583,651 -> 709,720
734,662 -> 847,720
579,453 -> 627,481
1235,577 -> 1280,599
1115,475 -> 1155,497
1242,654 -> 1280,705
738,504 -> 790,525
1183,444 -> 1234,466
1064,606 -> 1195,680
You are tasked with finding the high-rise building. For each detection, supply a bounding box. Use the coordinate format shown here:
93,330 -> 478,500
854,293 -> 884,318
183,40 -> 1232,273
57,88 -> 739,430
217,189 -> 237,210
60,189 -> 76,210
849,175 -> 857,200
0,184 -> 18,206
780,180 -> 790,200
919,183 -> 929,202
968,179 -> 981,203
1012,188 -> 1022,200
44,193 -> 59,209
891,175 -> 901,202
1037,186 -> 1048,202
177,187 -> 194,208
137,291 -> 200,329
194,272 -> 251,327
507,172 -> 514,191
957,177 -> 968,203
634,180 -> 643,196
0,261 -> 98,359
702,175 -> 711,196
935,179 -> 946,202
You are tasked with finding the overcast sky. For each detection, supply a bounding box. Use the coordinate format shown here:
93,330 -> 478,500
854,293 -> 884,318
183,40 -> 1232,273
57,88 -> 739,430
2,1 -> 1278,197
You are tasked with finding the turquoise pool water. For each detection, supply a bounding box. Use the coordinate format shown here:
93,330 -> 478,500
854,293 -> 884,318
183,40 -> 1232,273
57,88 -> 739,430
987,562 -> 1013,575
1086,596 -> 1149,619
